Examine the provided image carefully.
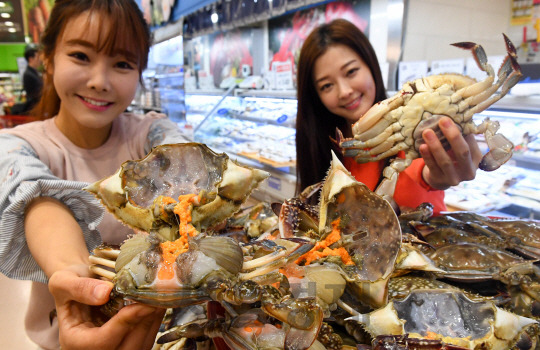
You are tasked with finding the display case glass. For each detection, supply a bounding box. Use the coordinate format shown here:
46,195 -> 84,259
445,95 -> 540,219
190,90 -> 298,201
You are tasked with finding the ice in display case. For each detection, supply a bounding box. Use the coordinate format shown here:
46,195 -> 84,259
444,95 -> 540,218
190,90 -> 298,202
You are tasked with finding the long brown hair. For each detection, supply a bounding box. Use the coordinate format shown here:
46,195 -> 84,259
32,0 -> 151,120
295,19 -> 387,194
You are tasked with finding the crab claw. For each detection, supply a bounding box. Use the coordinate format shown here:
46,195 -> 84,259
503,33 -> 518,58
451,41 -> 489,73
261,297 -> 323,350
275,198 -> 319,238
478,119 -> 514,171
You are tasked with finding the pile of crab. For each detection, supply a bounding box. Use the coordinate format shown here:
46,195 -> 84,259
87,142 -> 540,350
85,36 -> 536,350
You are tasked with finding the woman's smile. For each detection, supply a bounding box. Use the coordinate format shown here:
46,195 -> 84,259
342,95 -> 362,110
78,95 -> 114,111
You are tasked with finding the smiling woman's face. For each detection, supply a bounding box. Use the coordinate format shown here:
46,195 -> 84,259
51,11 -> 140,131
313,44 -> 376,126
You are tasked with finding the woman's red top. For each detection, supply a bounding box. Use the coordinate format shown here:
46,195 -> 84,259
343,152 -> 447,214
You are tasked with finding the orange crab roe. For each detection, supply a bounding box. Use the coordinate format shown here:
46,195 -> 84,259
158,194 -> 200,280
159,196 -> 178,218
243,320 -> 264,335
295,218 -> 354,266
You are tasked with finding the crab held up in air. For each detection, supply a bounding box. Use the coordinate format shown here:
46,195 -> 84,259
337,34 -> 522,204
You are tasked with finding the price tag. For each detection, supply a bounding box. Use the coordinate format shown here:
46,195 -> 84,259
398,61 -> 428,88
430,58 -> 465,75
268,176 -> 282,190
272,61 -> 294,90
197,70 -> 215,89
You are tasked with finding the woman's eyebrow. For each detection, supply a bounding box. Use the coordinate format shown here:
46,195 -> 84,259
315,59 -> 358,84
65,39 -> 95,48
340,59 -> 357,70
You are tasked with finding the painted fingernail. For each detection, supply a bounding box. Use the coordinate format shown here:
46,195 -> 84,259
441,118 -> 452,128
94,284 -> 110,300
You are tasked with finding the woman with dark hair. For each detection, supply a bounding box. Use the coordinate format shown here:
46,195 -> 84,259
296,19 -> 482,213
0,1 -> 190,349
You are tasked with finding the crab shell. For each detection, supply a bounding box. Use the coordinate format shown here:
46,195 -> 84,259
103,232 -> 246,312
85,143 -> 269,240
348,289 -> 538,350
319,152 -> 401,308
427,242 -> 538,284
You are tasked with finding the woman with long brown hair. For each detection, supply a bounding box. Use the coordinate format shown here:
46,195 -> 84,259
296,19 -> 482,213
0,1 -> 189,349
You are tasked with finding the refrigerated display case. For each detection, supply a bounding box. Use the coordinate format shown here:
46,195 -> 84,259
445,95 -> 540,219
191,89 -> 298,202
190,89 -> 540,213
130,65 -> 185,122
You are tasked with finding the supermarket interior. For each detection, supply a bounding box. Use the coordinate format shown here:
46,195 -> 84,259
2,0 -> 540,349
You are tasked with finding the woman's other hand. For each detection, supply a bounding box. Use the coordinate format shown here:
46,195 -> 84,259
419,116 -> 483,191
49,264 -> 165,350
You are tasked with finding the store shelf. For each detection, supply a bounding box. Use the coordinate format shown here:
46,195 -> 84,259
228,110 -> 295,128
155,72 -> 184,79
235,89 -> 297,99
186,89 -> 228,95
491,95 -> 540,112
509,153 -> 540,171
238,151 -> 296,168
129,104 -> 165,112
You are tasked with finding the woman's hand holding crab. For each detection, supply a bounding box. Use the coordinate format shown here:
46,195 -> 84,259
49,264 -> 165,350
419,116 -> 484,191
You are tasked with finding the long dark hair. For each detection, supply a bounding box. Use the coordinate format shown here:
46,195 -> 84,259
32,0 -> 152,120
295,19 -> 387,194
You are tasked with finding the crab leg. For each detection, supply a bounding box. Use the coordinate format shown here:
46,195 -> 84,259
89,265 -> 116,280
89,255 -> 115,269
89,247 -> 120,280
240,241 -> 314,280
351,94 -> 405,135
242,246 -> 287,270
374,156 -> 414,208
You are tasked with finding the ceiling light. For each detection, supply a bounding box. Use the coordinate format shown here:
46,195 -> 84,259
5,21 -> 13,26
8,27 -> 16,33
1,13 -> 10,18
211,13 -> 218,23
0,2 -> 5,7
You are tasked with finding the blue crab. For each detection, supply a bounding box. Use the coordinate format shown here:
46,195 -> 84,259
347,289 -> 539,349
85,143 -> 270,241
157,306 -> 324,350
337,35 -> 521,202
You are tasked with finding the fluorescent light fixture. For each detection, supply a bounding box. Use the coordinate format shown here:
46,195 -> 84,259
8,27 -> 16,32
1,13 -> 10,18
5,21 -> 13,26
211,13 -> 218,23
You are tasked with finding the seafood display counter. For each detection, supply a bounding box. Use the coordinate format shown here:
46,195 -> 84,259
190,90 -> 298,202
187,89 -> 540,216
445,95 -> 540,218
